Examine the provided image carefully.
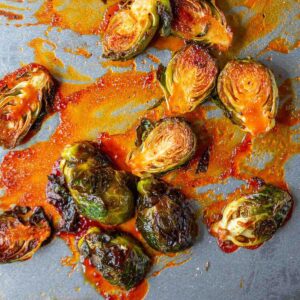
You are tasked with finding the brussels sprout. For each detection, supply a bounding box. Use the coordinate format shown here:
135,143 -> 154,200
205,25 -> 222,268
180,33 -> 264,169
47,168 -> 80,233
157,44 -> 218,114
210,185 -> 293,248
0,206 -> 51,263
217,59 -> 279,135
60,141 -> 135,225
171,0 -> 233,51
78,227 -> 151,290
0,64 -> 55,149
127,118 -> 196,176
102,0 -> 172,60
136,177 -> 197,253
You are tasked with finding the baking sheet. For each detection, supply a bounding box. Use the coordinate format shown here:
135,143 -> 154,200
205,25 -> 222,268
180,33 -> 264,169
0,1 -> 299,299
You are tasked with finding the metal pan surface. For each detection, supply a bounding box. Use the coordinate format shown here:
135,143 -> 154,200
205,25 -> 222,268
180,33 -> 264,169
0,1 -> 299,299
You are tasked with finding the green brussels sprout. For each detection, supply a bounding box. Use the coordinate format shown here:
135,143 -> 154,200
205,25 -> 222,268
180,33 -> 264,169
127,118 -> 197,176
102,0 -> 172,60
136,177 -> 198,253
217,59 -> 279,135
157,44 -> 218,114
78,227 -> 151,290
171,0 -> 233,51
210,185 -> 293,248
0,206 -> 51,263
60,141 -> 135,225
0,64 -> 55,149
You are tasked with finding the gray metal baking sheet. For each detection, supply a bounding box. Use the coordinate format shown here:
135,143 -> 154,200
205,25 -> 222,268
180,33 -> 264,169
0,1 -> 299,300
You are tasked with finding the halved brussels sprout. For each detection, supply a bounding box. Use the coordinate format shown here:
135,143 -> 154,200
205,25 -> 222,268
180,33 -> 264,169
0,206 -> 51,263
136,177 -> 197,253
158,44 -> 218,114
127,118 -> 196,176
102,0 -> 172,60
171,0 -> 233,51
0,64 -> 55,149
60,141 -> 135,225
217,59 -> 279,135
78,227 -> 151,290
210,185 -> 293,248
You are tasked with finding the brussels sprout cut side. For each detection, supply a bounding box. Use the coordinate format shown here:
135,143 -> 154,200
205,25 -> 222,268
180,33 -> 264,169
158,44 -> 218,114
210,185 -> 293,248
136,177 -> 198,253
0,64 -> 55,149
217,59 -> 279,135
78,227 -> 151,290
59,141 -> 135,225
171,0 -> 233,51
102,0 -> 172,60
0,206 -> 51,263
127,118 -> 197,176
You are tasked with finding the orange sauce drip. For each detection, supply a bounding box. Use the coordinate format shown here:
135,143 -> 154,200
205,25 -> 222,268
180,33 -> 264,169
151,256 -> 192,277
28,38 -> 93,83
64,47 -> 92,59
0,4 -> 27,11
258,38 -> 300,56
216,0 -> 296,58
266,38 -> 290,54
152,36 -> 185,52
101,59 -> 137,70
147,54 -> 161,64
0,9 -> 23,20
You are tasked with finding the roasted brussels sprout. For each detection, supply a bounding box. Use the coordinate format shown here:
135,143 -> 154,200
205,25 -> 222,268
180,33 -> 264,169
158,44 -> 218,114
127,118 -> 196,176
136,178 -> 197,253
171,0 -> 232,51
217,59 -> 279,135
0,206 -> 51,263
210,185 -> 293,248
47,165 -> 80,233
60,141 -> 135,225
78,227 -> 151,290
102,0 -> 172,60
0,64 -> 55,149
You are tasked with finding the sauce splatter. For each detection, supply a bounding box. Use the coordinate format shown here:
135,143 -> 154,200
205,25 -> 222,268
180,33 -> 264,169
257,38 -> 300,56
64,47 -> 92,59
35,0 -> 119,35
28,38 -> 93,83
0,9 -> 23,20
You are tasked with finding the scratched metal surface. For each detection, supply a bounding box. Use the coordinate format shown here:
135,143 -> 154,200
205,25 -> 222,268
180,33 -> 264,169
0,1 -> 299,300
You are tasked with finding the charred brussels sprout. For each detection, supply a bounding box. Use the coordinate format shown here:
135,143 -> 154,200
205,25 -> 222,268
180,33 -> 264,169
210,185 -> 293,248
102,0 -> 172,60
0,64 -> 55,149
136,178 -> 197,253
127,118 -> 196,176
47,166 -> 80,233
158,44 -> 218,114
78,227 -> 151,290
217,59 -> 279,135
0,206 -> 51,263
171,0 -> 232,51
60,141 -> 135,225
